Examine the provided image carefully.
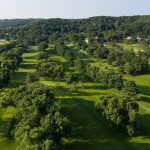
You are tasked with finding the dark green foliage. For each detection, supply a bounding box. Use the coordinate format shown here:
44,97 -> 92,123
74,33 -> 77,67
7,16 -> 150,44
85,65 -> 99,82
107,48 -> 149,75
98,71 -> 123,90
37,51 -> 49,60
74,57 -> 86,73
35,35 -> 49,45
85,65 -> 138,94
2,83 -> 70,149
85,65 -> 123,90
0,19 -> 34,29
123,80 -> 138,96
124,57 -> 148,75
65,73 -> 78,85
37,59 -> 64,79
0,45 -> 26,88
55,44 -> 75,65
105,72 -> 123,90
96,94 -> 139,136
26,73 -> 37,84
0,41 -> 16,53
38,41 -> 48,51
0,67 -> 11,88
3,46 -> 25,64
63,49 -> 75,66
87,44 -> 109,59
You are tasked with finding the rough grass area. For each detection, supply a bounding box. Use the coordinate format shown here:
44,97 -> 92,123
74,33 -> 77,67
0,46 -> 40,150
118,43 -> 147,53
0,44 -> 150,150
41,44 -> 150,150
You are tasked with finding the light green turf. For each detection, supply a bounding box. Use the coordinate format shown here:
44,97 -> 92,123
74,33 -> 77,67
38,44 -> 150,150
118,43 -> 142,53
125,74 -> 150,109
0,46 -> 40,150
0,44 -> 150,150
65,43 -> 150,149
69,44 -> 117,72
7,46 -> 40,88
105,42 -> 148,53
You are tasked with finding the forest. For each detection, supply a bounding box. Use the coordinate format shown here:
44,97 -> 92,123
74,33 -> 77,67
0,16 -> 150,150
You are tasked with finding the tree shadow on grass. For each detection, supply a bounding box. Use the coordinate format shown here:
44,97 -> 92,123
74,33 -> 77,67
137,114 -> 150,138
137,85 -> 150,96
20,63 -> 37,70
53,84 -> 107,97
26,48 -> 39,54
83,85 -> 108,90
7,72 -> 27,88
50,56 -> 74,72
23,55 -> 38,60
69,91 -> 106,97
139,96 -> 150,104
83,59 -> 95,64
69,48 -> 89,60
61,97 -> 150,150
0,119 -> 13,137
137,84 -> 150,103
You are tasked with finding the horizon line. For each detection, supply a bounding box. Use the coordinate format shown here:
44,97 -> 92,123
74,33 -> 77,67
0,14 -> 150,20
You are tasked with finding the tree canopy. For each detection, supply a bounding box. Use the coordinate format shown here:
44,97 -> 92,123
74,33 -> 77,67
2,83 -> 70,150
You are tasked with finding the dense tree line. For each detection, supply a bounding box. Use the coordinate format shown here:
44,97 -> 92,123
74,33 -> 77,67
76,39 -> 149,75
0,16 -> 148,140
0,19 -> 34,29
65,73 -> 78,85
74,57 -> 86,73
2,46 -> 25,64
76,64 -> 138,95
0,41 -> 16,53
1,16 -> 150,45
96,94 -> 139,136
0,45 -> 26,88
55,43 -> 75,65
37,51 -> 49,60
86,43 -> 109,59
85,65 -> 124,90
2,83 -> 70,149
38,41 -> 49,51
107,48 -> 149,75
26,73 -> 37,84
37,59 -> 64,79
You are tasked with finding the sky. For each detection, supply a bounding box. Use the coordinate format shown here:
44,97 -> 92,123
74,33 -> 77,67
0,0 -> 149,19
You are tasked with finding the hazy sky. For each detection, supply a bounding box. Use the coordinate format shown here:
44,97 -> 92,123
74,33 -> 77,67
0,0 -> 150,19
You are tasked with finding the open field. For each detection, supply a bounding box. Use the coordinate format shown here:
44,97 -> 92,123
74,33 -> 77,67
105,42 -> 149,53
0,44 -> 150,150
119,43 -> 141,52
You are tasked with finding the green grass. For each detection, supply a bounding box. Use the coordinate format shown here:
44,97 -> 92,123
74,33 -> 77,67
0,44 -> 150,150
69,45 -> 117,72
125,74 -> 150,109
67,44 -> 150,149
105,42 -> 148,53
6,46 -> 40,88
0,106 -> 17,150
39,45 -> 150,149
118,43 -> 142,53
0,46 -> 40,150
